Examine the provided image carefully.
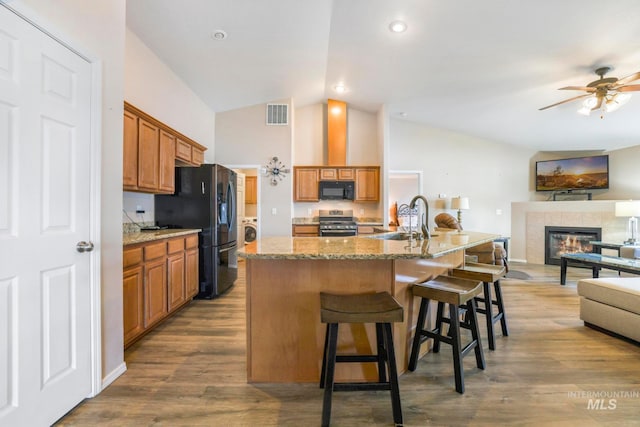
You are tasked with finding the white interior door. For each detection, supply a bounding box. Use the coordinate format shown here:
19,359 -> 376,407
0,5 -> 95,426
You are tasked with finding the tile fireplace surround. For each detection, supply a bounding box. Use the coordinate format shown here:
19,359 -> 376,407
511,200 -> 630,264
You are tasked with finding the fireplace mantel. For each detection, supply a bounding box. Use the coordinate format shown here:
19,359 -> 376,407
511,200 -> 629,264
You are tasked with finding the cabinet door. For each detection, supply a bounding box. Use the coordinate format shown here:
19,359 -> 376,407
137,118 -> 160,191
123,265 -> 144,347
246,176 -> 257,204
294,167 -> 319,202
338,168 -> 355,180
167,252 -> 186,312
192,147 -> 205,166
355,167 -> 380,202
185,248 -> 199,298
144,258 -> 167,327
175,138 -> 192,163
123,110 -> 139,190
159,129 -> 176,193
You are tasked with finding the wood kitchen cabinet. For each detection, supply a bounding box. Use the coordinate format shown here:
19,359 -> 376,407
123,232 -> 199,348
294,167 -> 320,202
123,102 -> 207,194
320,168 -> 354,181
292,224 -> 319,236
185,234 -> 199,299
245,176 -> 257,204
355,167 -> 380,202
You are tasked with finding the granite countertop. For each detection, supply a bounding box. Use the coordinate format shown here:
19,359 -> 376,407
123,229 -> 201,246
238,229 -> 499,260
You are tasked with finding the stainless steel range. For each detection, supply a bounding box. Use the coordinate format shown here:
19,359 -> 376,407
318,209 -> 357,237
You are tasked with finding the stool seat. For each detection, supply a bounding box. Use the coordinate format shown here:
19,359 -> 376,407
452,262 -> 506,282
451,262 -> 509,351
412,275 -> 483,305
319,291 -> 403,426
409,275 -> 485,394
320,292 -> 403,324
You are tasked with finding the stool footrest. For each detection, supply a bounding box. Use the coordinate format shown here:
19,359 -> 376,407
336,355 -> 385,363
333,382 -> 392,392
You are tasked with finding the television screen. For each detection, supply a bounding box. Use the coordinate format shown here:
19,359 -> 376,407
536,155 -> 609,191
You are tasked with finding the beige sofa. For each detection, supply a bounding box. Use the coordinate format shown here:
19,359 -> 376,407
577,277 -> 640,342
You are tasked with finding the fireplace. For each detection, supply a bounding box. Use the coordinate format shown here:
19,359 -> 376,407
545,226 -> 602,265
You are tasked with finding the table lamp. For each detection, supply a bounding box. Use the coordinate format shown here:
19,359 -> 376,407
451,197 -> 470,228
615,200 -> 640,244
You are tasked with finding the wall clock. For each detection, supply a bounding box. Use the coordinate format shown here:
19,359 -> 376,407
263,156 -> 290,186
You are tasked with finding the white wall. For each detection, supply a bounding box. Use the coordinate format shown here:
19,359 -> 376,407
215,100 -> 293,236
122,28 -> 217,224
388,118 -> 535,237
16,0 -> 126,385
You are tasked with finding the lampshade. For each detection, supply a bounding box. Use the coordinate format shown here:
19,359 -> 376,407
451,197 -> 470,210
615,201 -> 640,217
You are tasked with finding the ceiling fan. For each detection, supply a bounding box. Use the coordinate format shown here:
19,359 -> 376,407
539,66 -> 640,113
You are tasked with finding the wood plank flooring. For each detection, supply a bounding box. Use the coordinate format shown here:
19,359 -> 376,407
57,262 -> 640,426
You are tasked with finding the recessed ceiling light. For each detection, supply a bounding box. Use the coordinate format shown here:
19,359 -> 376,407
389,21 -> 407,33
211,29 -> 228,40
334,84 -> 347,93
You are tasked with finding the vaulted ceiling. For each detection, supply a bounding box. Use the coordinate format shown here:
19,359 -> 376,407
126,0 -> 640,151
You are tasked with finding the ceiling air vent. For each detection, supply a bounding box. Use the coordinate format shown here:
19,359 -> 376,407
266,103 -> 289,125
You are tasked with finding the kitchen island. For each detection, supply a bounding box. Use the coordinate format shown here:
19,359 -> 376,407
238,230 -> 499,383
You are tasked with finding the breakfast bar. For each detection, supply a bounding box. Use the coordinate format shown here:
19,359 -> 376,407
238,230 -> 499,383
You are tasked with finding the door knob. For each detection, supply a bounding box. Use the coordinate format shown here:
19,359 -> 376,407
76,241 -> 94,253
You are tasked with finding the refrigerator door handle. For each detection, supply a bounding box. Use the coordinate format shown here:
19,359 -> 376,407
219,246 -> 234,253
201,181 -> 206,194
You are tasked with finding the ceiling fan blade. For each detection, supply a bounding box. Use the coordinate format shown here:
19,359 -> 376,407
559,86 -> 597,92
617,84 -> 640,92
539,93 -> 592,111
613,71 -> 640,86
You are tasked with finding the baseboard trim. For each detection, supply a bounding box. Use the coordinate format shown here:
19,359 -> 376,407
100,362 -> 127,392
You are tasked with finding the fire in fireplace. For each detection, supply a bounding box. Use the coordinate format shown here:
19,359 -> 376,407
545,226 -> 602,265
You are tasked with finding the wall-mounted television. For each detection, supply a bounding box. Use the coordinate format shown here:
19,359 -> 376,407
535,154 -> 609,192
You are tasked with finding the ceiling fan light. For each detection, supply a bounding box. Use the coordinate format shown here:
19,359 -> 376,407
605,93 -> 632,113
577,106 -> 592,116
582,96 -> 598,109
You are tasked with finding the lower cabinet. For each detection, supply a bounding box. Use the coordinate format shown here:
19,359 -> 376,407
123,233 -> 199,348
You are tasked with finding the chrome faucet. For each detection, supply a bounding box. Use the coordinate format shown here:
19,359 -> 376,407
409,195 -> 431,240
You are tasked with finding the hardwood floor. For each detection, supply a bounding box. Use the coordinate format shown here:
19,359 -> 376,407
57,262 -> 640,426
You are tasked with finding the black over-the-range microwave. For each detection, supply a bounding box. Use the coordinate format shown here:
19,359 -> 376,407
319,180 -> 355,200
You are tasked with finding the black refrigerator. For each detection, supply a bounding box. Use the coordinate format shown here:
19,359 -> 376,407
155,164 -> 237,299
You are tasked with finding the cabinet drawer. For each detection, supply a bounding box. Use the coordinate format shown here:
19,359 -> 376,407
176,139 -> 192,162
292,225 -> 319,236
167,237 -> 185,254
144,241 -> 167,261
123,247 -> 143,269
185,234 -> 198,249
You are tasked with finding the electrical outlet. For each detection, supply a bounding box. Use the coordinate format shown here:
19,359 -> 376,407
271,208 -> 277,215
496,209 -> 503,216
359,209 -> 365,215
307,208 -> 312,216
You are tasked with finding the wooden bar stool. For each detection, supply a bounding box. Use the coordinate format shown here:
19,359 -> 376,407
319,291 -> 404,427
451,262 -> 509,350
408,275 -> 485,394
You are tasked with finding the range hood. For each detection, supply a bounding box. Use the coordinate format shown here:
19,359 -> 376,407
327,99 -> 347,166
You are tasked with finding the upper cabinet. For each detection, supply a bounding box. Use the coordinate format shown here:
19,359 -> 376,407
294,167 -> 320,202
123,102 -> 207,194
245,176 -> 258,205
355,167 -> 380,202
293,166 -> 379,202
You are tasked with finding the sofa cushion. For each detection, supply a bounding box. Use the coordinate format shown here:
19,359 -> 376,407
577,278 -> 640,316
